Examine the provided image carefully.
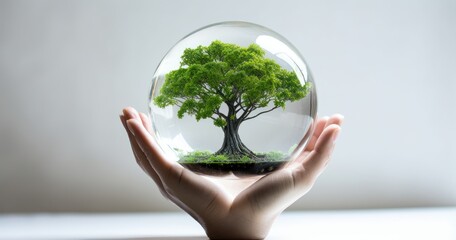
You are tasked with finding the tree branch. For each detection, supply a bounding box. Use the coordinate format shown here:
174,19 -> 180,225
243,106 -> 279,121
201,84 -> 216,95
239,104 -> 247,112
234,99 -> 245,114
234,97 -> 242,109
214,109 -> 227,119
237,105 -> 255,123
173,99 -> 185,108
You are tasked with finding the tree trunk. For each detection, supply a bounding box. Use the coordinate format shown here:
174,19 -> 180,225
215,106 -> 256,158
215,120 -> 256,158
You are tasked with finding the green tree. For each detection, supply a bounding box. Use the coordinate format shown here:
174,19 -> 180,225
155,40 -> 311,158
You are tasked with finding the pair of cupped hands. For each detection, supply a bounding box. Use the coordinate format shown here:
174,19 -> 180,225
120,107 -> 343,239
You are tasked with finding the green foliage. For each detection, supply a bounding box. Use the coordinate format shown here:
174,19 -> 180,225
213,118 -> 227,127
154,40 -> 311,127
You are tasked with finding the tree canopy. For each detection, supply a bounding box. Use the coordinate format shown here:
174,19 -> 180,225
154,40 -> 311,128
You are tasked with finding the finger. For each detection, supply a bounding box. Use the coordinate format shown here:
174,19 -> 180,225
120,113 -> 169,198
121,109 -> 153,170
304,116 -> 329,152
125,117 -> 176,177
303,124 -> 340,178
302,114 -> 343,157
325,113 -> 344,128
123,106 -> 140,121
120,113 -> 147,170
126,118 -> 229,214
122,108 -> 167,194
288,117 -> 328,168
139,112 -> 152,133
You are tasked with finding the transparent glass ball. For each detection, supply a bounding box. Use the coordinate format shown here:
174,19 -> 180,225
149,21 -> 317,178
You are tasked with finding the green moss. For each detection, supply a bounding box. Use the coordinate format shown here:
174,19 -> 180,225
239,155 -> 253,163
180,150 -> 212,163
206,154 -> 228,163
179,150 -> 287,165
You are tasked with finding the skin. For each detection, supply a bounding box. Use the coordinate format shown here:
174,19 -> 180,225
120,107 -> 343,239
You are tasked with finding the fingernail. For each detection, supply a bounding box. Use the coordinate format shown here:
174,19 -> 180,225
123,107 -> 139,120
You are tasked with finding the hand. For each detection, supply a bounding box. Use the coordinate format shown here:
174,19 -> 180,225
120,107 -> 343,239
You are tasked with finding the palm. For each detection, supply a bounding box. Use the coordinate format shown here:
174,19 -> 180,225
120,107 -> 342,239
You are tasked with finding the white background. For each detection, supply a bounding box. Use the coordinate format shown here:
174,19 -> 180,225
0,0 -> 455,212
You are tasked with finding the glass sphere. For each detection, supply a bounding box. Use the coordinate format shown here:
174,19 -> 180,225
149,21 -> 317,178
